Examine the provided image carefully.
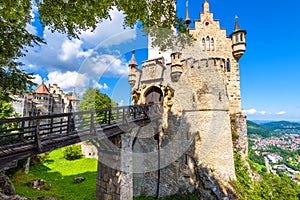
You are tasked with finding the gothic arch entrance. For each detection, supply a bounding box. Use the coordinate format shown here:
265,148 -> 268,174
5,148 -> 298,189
144,86 -> 163,105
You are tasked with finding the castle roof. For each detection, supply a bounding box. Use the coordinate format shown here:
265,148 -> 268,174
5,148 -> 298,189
184,0 -> 191,26
71,88 -> 79,101
34,82 -> 50,95
234,16 -> 240,32
129,50 -> 138,66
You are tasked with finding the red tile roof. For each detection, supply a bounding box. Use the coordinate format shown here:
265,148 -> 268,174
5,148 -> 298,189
34,82 -> 50,94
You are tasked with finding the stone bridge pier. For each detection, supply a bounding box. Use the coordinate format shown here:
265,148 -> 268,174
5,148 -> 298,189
96,133 -> 133,200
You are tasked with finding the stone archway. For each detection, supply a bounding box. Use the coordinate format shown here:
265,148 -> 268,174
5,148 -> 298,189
144,86 -> 163,105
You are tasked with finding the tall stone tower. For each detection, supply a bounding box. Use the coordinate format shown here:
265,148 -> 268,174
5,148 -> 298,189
182,1 -> 246,114
128,0 -> 247,198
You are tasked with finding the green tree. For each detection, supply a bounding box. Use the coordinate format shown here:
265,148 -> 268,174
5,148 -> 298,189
79,88 -> 117,112
1,0 -> 191,103
0,101 -> 18,133
0,1 -> 43,102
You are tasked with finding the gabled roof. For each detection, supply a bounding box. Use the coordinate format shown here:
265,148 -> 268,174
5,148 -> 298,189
34,82 -> 50,95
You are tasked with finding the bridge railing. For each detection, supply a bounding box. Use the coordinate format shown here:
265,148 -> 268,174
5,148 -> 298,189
0,104 -> 162,153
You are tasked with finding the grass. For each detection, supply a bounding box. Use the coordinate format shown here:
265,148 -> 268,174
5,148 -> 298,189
10,147 -> 197,200
10,147 -> 98,200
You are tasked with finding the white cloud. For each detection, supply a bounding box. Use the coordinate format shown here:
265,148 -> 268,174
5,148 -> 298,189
26,1 -> 38,35
92,80 -> 109,90
276,111 -> 286,115
59,40 -> 93,61
26,24 -> 37,35
243,108 -> 270,115
45,71 -> 89,93
81,54 -> 128,78
243,108 -> 257,115
21,7 -> 136,76
33,74 -> 43,85
259,111 -> 267,115
80,8 -> 136,47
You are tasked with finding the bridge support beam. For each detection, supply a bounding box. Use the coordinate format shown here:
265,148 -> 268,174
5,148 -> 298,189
96,133 -> 133,200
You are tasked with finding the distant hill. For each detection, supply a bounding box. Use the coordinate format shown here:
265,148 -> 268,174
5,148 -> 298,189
247,120 -> 277,138
261,121 -> 300,134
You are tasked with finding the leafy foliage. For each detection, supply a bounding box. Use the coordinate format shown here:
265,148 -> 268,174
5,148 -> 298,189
79,88 -> 117,111
0,1 -> 44,66
35,0 -> 192,50
0,101 -> 19,131
1,0 -> 191,104
63,145 -> 82,160
233,152 -> 300,200
0,0 -> 41,102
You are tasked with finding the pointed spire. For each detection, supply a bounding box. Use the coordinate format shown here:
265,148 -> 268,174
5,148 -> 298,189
234,16 -> 241,31
71,88 -> 79,100
184,0 -> 191,26
203,1 -> 210,13
129,50 -> 138,67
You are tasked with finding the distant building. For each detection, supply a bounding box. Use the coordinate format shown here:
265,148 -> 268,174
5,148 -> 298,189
12,83 -> 80,117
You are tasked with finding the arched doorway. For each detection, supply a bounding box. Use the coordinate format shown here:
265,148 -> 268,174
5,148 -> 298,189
145,86 -> 163,105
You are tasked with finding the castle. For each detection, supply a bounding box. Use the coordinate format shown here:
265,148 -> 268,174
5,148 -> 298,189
127,0 -> 248,197
13,83 -> 79,117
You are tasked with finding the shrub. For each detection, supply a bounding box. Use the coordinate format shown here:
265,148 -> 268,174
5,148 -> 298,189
232,131 -> 239,140
63,145 -> 83,160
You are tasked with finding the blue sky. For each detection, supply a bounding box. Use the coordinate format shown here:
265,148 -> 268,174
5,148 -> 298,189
21,0 -> 300,121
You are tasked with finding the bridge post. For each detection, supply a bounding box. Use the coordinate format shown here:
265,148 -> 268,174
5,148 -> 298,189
96,133 -> 133,200
120,133 -> 133,199
34,119 -> 42,152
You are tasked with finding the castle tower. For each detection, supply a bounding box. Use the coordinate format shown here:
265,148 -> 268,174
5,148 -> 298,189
181,0 -> 246,114
230,16 -> 247,61
127,1 -> 247,198
70,88 -> 80,112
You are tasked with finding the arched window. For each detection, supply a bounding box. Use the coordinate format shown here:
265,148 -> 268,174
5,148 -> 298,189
240,34 -> 243,41
226,59 -> 230,72
235,34 -> 239,42
206,59 -> 209,67
206,36 -> 210,51
201,38 -> 205,51
211,38 -> 215,51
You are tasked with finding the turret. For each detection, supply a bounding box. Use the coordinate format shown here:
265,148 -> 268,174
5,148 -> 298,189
170,52 -> 183,82
128,50 -> 139,88
230,16 -> 247,61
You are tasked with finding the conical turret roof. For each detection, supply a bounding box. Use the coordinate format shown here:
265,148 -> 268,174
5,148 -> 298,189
34,82 -> 50,95
184,0 -> 191,26
129,50 -> 138,67
71,88 -> 79,101
234,16 -> 241,32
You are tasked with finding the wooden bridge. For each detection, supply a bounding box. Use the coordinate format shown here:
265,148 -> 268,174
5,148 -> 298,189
0,104 -> 162,171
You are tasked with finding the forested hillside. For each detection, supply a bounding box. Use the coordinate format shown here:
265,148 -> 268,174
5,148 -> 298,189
261,121 -> 300,134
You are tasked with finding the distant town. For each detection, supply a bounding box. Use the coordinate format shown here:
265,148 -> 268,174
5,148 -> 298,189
249,130 -> 300,184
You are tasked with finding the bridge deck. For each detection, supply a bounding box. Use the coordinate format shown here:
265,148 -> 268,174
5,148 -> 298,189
0,104 -> 162,170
